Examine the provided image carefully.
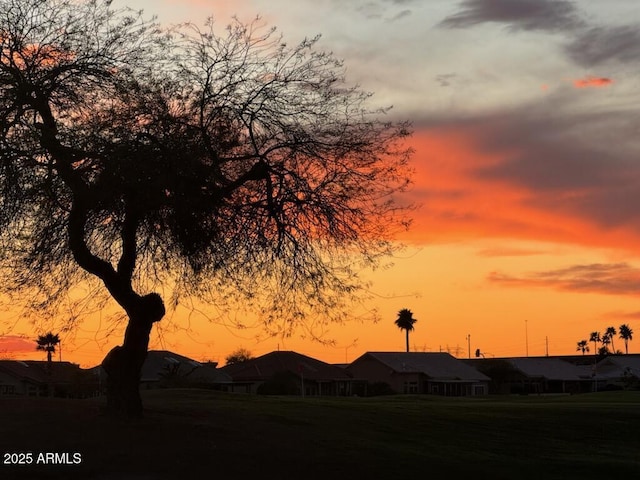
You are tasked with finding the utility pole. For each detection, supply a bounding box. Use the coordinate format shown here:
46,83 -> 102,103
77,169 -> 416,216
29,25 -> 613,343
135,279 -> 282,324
525,320 -> 529,357
466,334 -> 471,359
545,336 -> 549,357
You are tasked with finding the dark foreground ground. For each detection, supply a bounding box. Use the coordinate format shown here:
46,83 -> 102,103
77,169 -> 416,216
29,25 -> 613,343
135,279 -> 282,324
1,389 -> 639,479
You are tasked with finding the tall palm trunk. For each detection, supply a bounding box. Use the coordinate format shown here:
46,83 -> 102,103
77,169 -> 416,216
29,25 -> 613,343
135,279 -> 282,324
405,329 -> 410,352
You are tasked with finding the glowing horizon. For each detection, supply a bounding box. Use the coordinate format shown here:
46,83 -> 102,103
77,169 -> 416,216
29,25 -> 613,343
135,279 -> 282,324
2,0 -> 640,367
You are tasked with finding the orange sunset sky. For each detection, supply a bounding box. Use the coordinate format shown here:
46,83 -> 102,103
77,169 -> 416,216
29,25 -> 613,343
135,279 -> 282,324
2,0 -> 640,367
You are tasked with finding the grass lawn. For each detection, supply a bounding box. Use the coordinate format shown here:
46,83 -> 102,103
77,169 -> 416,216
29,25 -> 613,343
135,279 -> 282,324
1,390 -> 639,479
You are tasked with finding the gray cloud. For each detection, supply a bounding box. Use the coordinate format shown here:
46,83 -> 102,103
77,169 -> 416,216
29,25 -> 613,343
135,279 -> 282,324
460,97 -> 640,230
566,25 -> 640,67
435,73 -> 457,87
489,263 -> 640,296
439,0 -> 640,67
440,0 -> 584,32
413,80 -> 640,236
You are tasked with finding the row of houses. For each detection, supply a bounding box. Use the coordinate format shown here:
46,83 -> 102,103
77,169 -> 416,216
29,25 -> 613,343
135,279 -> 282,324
1,350 -> 639,398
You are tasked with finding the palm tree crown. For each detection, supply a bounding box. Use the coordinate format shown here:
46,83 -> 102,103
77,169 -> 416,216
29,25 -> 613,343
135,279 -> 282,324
395,308 -> 417,353
36,332 -> 60,364
604,326 -> 617,353
576,339 -> 589,355
619,324 -> 634,354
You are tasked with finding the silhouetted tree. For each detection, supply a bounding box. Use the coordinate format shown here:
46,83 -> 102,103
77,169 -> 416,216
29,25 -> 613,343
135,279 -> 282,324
225,348 -> 254,366
589,331 -> 601,357
604,326 -> 617,353
619,324 -> 634,354
36,332 -> 60,365
576,339 -> 589,355
395,309 -> 417,352
0,1 -> 412,417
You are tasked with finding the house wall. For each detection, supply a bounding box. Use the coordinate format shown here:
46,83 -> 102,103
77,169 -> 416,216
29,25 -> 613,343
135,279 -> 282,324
348,356 -> 400,392
348,356 -> 489,396
348,357 -> 427,394
393,372 -> 423,394
425,381 -> 488,396
0,371 -> 43,396
0,370 -> 21,395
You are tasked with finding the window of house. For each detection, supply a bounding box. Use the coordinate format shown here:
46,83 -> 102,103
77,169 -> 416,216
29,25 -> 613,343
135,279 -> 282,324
403,381 -> 418,394
0,385 -> 15,395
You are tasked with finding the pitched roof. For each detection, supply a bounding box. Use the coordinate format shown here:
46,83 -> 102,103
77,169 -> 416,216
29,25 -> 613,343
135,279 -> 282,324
508,357 -> 589,381
596,355 -> 640,379
0,360 -> 83,384
221,351 -> 352,382
140,350 -> 232,383
355,352 -> 490,382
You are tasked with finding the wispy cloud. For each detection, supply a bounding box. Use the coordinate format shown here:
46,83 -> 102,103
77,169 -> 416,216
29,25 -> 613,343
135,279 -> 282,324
477,247 -> 547,258
390,9 -> 412,22
602,310 -> 640,320
573,76 -> 613,88
488,263 -> 640,296
0,335 -> 35,353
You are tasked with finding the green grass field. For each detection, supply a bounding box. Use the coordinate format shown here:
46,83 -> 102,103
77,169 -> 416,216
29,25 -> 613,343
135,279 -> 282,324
1,390 -> 639,479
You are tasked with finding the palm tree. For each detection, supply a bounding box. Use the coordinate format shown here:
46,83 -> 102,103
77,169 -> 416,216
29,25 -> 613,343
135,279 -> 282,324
394,309 -> 417,353
604,326 -> 617,353
619,324 -> 634,354
589,331 -> 601,357
35,332 -> 60,366
576,340 -> 589,355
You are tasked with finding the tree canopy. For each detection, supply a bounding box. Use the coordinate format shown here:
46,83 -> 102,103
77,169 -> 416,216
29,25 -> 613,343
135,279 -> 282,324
225,347 -> 254,366
0,0 -> 412,330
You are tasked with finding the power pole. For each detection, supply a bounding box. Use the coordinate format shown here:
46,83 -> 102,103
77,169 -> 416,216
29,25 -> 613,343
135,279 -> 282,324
525,320 -> 529,357
545,336 -> 549,357
466,334 -> 471,359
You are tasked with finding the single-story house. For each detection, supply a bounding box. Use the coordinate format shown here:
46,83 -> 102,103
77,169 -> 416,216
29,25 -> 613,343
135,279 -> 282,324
0,360 -> 90,397
467,357 -> 594,394
347,352 -> 489,396
508,357 -> 594,394
221,350 -> 354,396
594,355 -> 640,390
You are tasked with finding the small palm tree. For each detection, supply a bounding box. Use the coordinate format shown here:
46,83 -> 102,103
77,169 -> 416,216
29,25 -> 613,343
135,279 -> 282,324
576,339 -> 589,355
394,309 -> 417,353
589,331 -> 600,356
604,326 -> 617,353
619,324 -> 634,354
36,332 -> 60,366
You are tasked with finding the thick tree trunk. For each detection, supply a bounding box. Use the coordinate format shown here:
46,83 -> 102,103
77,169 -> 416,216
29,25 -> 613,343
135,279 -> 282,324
101,293 -> 165,418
